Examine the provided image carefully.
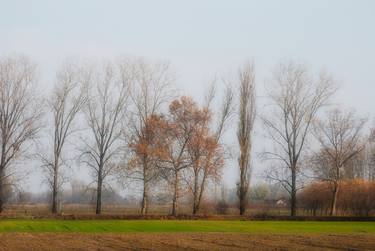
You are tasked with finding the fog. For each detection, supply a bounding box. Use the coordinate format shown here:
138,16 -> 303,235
1,0 -> 375,195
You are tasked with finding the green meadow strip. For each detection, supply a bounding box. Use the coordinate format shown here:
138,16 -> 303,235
0,220 -> 374,234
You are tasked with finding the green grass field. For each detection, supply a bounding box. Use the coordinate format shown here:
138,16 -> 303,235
0,220 -> 374,234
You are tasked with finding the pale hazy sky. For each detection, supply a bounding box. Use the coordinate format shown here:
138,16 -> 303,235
1,0 -> 375,193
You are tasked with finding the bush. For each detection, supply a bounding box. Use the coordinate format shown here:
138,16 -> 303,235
299,179 -> 375,216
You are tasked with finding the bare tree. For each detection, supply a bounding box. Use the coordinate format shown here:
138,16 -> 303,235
39,62 -> 87,214
236,63 -> 256,215
311,108 -> 366,215
81,61 -> 130,214
262,61 -> 336,216
0,55 -> 43,212
128,59 -> 174,215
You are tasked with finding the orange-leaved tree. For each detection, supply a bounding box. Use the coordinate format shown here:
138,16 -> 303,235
128,114 -> 169,214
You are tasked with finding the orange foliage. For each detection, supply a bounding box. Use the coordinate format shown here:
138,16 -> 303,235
128,96 -> 225,215
169,97 -> 224,214
128,114 -> 170,168
299,179 -> 375,216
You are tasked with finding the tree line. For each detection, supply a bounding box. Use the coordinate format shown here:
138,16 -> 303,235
0,54 -> 374,216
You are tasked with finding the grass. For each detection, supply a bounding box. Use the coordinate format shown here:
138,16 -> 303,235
0,220 -> 374,234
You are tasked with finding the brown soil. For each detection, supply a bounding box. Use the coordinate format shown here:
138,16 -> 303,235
0,233 -> 374,251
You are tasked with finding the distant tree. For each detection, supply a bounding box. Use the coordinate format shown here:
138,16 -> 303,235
16,189 -> 32,205
341,150 -> 366,179
215,184 -> 229,215
311,108 -> 366,215
236,63 -> 256,215
262,61 -> 336,216
0,55 -> 43,212
69,179 -> 90,204
250,184 -> 269,201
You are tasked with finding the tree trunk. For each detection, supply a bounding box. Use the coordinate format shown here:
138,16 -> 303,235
96,163 -> 103,215
0,189 -> 3,213
330,182 -> 339,216
141,180 -> 148,215
239,169 -> 248,215
0,143 -> 6,213
171,171 -> 179,216
192,203 -> 198,215
195,175 -> 207,215
140,157 -> 149,215
192,169 -> 199,215
290,167 -> 297,216
0,168 -> 3,213
52,161 -> 59,214
239,201 -> 245,215
239,185 -> 246,215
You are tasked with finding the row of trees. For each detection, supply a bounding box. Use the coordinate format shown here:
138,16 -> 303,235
0,55 -> 242,215
0,54 -> 373,216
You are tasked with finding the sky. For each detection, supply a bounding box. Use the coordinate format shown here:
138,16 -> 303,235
1,0 -> 375,193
